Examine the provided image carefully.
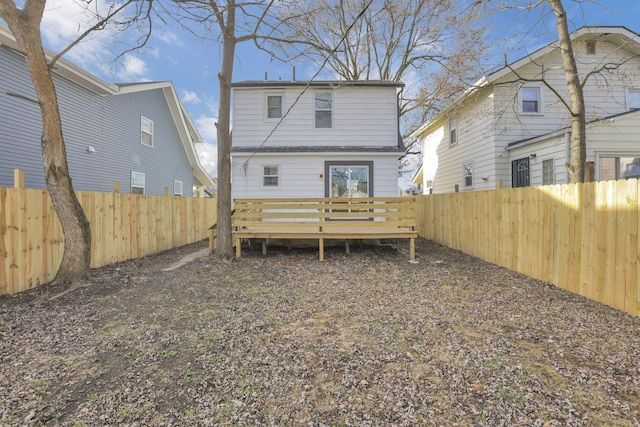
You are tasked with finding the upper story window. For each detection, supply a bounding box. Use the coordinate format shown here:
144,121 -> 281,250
520,87 -> 541,113
627,88 -> 640,110
263,165 -> 279,187
141,116 -> 154,147
131,171 -> 145,194
586,41 -> 596,55
315,91 -> 332,128
266,94 -> 283,119
448,116 -> 458,146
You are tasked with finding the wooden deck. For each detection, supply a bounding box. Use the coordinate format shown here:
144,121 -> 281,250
232,197 -> 417,261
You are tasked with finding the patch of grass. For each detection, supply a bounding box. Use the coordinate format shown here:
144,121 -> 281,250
116,404 -> 134,421
86,393 -> 100,404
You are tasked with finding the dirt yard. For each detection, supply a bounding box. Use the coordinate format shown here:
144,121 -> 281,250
1,238 -> 639,426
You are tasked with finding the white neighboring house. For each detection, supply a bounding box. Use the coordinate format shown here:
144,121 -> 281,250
230,80 -> 405,200
412,26 -> 640,194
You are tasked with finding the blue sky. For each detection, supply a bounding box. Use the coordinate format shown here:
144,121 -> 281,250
16,0 -> 640,181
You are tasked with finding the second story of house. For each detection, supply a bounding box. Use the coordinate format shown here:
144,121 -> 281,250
231,80 -> 405,152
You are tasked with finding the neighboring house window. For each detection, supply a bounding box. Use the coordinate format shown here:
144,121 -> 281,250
599,155 -> 640,180
463,163 -> 473,188
174,180 -> 183,196
263,165 -> 279,187
449,117 -> 458,146
425,179 -> 434,193
586,41 -> 596,55
326,162 -> 373,198
266,94 -> 283,119
141,116 -> 153,147
131,171 -> 145,194
542,159 -> 555,185
511,157 -> 530,187
627,88 -> 640,110
520,87 -> 541,113
315,91 -> 332,128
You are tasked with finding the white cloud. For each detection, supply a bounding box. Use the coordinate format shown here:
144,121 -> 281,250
41,0 -> 118,69
182,90 -> 201,104
116,55 -> 148,80
195,115 -> 218,178
156,31 -> 184,47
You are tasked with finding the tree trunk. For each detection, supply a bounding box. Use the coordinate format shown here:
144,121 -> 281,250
215,2 -> 236,258
547,0 -> 586,183
2,3 -> 91,284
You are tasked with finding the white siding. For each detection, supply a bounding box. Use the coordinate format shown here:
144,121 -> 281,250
417,30 -> 640,193
232,85 -> 400,148
232,154 -> 399,199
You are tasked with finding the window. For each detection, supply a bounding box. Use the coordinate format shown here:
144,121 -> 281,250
141,116 -> 153,147
263,165 -> 279,187
266,94 -> 283,119
174,180 -> 183,196
542,159 -> 554,185
326,162 -> 372,198
599,155 -> 640,180
131,171 -> 145,194
627,89 -> 640,110
425,179 -> 434,193
586,41 -> 596,55
315,91 -> 332,128
463,163 -> 473,188
520,87 -> 541,113
449,117 -> 458,145
511,158 -> 530,187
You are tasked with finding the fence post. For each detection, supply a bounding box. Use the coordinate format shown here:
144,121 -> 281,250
454,184 -> 459,193
164,187 -> 169,196
114,181 -> 120,193
585,162 -> 595,182
13,169 -> 24,189
496,179 -> 503,189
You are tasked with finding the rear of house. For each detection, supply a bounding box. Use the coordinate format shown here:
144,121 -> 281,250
230,80 -> 405,200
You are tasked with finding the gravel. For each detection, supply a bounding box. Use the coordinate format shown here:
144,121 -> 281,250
1,238 -> 639,426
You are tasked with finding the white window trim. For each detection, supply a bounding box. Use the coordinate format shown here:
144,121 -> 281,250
596,151 -> 640,181
314,90 -> 333,129
542,158 -> 555,185
448,116 -> 458,146
463,162 -> 473,189
625,87 -> 640,110
518,85 -> 544,115
262,165 -> 280,189
265,92 -> 284,121
141,116 -> 154,147
131,171 -> 145,194
173,180 -> 183,196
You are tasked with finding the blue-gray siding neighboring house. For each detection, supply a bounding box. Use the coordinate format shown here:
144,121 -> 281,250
0,25 -> 213,195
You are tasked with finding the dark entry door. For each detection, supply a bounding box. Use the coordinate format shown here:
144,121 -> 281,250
512,157 -> 530,187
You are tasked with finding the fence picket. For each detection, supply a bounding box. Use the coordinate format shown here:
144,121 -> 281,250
417,179 -> 640,316
0,183 -> 216,296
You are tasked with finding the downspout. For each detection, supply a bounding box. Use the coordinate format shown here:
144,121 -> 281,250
564,131 -> 571,183
397,87 -> 404,148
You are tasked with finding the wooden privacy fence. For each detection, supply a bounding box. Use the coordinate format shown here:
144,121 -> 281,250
416,179 -> 639,316
1,177 -> 216,296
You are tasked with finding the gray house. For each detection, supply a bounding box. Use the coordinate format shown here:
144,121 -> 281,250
0,24 -> 213,196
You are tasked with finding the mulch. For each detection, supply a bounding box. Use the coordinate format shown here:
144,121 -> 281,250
1,238 -> 639,426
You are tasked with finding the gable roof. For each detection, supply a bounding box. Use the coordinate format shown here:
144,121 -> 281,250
411,26 -> 640,138
0,24 -> 213,187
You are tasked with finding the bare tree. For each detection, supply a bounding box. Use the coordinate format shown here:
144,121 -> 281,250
0,0 -> 153,287
170,0 -> 313,258
264,0 -> 488,142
